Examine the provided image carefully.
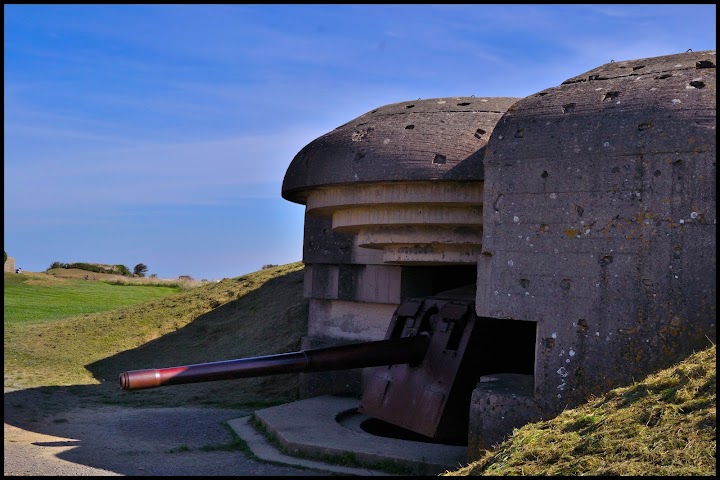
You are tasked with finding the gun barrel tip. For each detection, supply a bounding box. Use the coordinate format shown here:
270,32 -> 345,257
119,372 -> 129,390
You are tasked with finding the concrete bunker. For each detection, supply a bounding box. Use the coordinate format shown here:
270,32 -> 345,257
281,50 -> 716,455
118,50 -> 715,467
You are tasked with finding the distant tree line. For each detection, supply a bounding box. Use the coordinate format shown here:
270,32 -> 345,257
48,261 -> 148,277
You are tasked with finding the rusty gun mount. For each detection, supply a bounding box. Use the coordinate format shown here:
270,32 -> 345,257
119,293 -> 482,442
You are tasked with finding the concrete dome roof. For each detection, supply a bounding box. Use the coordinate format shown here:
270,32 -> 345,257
282,96 -> 520,204
483,50 -> 716,165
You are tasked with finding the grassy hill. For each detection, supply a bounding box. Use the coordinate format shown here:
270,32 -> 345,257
4,262 -> 308,406
3,261 -> 715,475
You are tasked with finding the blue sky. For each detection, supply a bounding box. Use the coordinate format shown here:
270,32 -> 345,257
4,4 -> 716,280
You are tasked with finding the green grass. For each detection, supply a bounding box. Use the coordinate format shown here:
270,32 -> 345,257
4,271 -> 181,325
443,344 -> 716,476
4,262 -> 308,403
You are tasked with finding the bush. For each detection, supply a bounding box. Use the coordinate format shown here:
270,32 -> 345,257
114,264 -> 131,276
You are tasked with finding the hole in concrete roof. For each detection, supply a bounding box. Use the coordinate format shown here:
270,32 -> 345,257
588,74 -> 600,81
654,170 -> 662,177
353,152 -> 365,163
638,122 -> 653,131
405,104 -> 415,109
576,205 -> 584,216
538,92 -> 548,96
654,74 -> 672,80
632,65 -> 645,71
541,171 -> 548,178
599,255 -> 613,266
519,278 -> 530,289
405,124 -> 415,129
696,60 -> 715,69
457,102 -> 471,106
474,128 -> 486,139
689,80 -> 706,89
562,103 -> 576,113
514,129 -> 524,138
539,224 -> 549,233
560,279 -> 572,290
602,91 -> 620,102
432,154 -> 447,165
351,127 -> 374,142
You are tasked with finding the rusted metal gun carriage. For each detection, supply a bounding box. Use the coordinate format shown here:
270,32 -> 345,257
121,293 -> 484,442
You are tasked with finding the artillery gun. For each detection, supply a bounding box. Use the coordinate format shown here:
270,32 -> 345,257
120,291 -> 483,442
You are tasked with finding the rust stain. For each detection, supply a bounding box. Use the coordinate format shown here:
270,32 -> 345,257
565,228 -> 580,238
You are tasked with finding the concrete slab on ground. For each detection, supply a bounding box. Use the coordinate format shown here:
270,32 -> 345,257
229,395 -> 469,476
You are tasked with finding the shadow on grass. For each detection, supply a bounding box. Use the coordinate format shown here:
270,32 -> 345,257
3,268 -> 324,476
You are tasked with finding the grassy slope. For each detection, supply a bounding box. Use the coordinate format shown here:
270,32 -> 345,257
3,261 -> 715,474
444,344 -> 715,476
4,262 -> 308,407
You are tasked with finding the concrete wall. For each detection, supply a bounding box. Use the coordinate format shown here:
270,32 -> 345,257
470,50 -> 716,456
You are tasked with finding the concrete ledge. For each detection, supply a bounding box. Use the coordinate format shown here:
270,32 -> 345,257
227,416 -> 389,476
249,395 -> 469,476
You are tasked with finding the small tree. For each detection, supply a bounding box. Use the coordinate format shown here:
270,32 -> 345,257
133,263 -> 148,277
4,251 -> 7,264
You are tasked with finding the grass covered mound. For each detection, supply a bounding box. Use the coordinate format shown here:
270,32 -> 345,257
4,262 -> 308,408
444,344 -> 716,476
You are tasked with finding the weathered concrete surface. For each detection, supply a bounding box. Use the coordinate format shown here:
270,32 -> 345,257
468,373 -> 540,460
307,298 -> 398,341
282,97 -> 519,203
476,50 -> 716,424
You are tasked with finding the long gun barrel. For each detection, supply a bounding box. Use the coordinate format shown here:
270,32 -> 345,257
120,334 -> 430,390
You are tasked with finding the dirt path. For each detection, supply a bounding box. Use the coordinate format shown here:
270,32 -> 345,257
4,387 -> 330,476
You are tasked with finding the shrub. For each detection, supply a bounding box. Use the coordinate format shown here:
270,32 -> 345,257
114,264 -> 131,276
